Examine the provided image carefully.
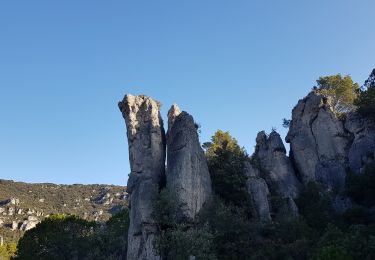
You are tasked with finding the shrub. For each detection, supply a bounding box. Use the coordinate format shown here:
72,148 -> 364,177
345,163 -> 375,207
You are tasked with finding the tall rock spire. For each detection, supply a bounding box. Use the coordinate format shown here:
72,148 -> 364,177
118,94 -> 166,260
166,105 -> 212,222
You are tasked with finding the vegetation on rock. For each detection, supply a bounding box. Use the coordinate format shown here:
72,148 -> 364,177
315,74 -> 359,113
355,68 -> 375,120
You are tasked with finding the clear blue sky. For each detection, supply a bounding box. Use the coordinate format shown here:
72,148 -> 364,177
1,1 -> 374,185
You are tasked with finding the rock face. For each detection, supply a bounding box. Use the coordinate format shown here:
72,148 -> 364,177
256,131 -> 300,198
167,104 -> 181,134
244,162 -> 271,221
286,91 -> 350,190
254,131 -> 300,217
345,113 -> 375,174
166,106 -> 212,222
119,94 -> 166,260
20,216 -> 39,231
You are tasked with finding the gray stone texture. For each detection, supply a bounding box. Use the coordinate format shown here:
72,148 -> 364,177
119,94 -> 166,260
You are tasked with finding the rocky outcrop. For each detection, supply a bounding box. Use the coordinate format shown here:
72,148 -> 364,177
286,91 -> 350,190
254,131 -> 300,217
118,94 -> 166,260
244,162 -> 271,221
166,106 -> 212,222
20,216 -> 39,231
167,104 -> 181,134
345,113 -> 375,174
255,131 -> 300,198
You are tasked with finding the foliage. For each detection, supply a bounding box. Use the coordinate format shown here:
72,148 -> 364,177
152,189 -> 215,259
316,74 -> 359,113
345,163 -> 375,207
205,130 -> 250,209
296,182 -> 334,232
15,214 -> 97,260
90,208 -> 130,259
198,198 -> 255,260
14,209 -> 130,260
0,242 -> 17,260
314,224 -> 375,260
282,118 -> 291,128
355,69 -> 375,120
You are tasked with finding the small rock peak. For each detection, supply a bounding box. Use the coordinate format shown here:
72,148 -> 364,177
118,94 -> 164,138
256,131 -> 267,144
167,103 -> 181,133
256,130 -> 286,153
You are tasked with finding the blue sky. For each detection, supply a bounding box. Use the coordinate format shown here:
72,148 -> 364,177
0,1 -> 374,185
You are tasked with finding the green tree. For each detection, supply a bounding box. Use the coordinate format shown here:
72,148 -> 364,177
15,214 -> 96,260
296,183 -> 334,232
355,69 -> 375,120
316,74 -> 359,113
152,189 -> 215,259
91,208 -> 130,259
205,130 -> 250,209
345,163 -> 375,207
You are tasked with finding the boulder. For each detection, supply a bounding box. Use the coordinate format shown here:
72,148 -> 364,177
119,94 -> 166,260
166,107 -> 212,222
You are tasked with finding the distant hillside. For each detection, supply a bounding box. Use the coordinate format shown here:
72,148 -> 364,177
0,179 -> 127,244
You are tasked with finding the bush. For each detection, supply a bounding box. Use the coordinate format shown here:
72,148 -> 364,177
15,214 -> 97,260
14,210 -> 130,260
0,242 -> 17,260
345,163 -> 375,207
152,189 -> 215,259
296,182 -> 334,232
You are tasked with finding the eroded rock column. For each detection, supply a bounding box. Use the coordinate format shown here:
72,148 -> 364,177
118,94 -> 166,260
166,105 -> 212,222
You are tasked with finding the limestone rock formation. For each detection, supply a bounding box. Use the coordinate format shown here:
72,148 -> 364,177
345,113 -> 375,174
244,162 -> 271,221
254,131 -> 300,217
255,131 -> 300,199
119,94 -> 166,260
286,91 -> 350,190
166,106 -> 212,222
167,103 -> 181,134
20,216 -> 39,231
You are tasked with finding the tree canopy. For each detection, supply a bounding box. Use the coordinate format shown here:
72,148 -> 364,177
355,69 -> 375,120
316,74 -> 359,113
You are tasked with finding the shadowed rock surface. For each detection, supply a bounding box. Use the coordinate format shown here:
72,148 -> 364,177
255,131 -> 300,217
166,107 -> 212,222
244,162 -> 271,221
256,131 -> 300,198
119,94 -> 166,260
345,113 -> 375,174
